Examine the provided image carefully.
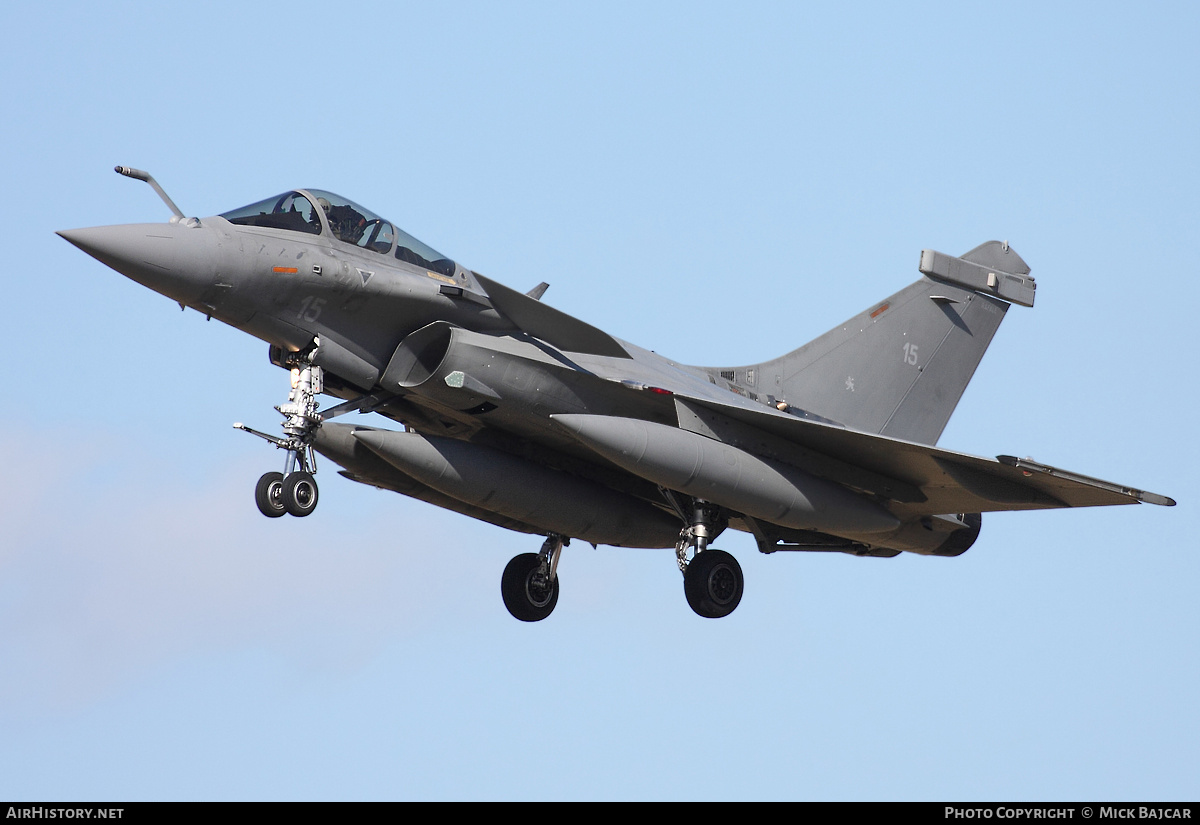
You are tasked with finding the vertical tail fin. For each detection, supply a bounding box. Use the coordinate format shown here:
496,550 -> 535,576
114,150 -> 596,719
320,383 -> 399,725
705,241 -> 1034,445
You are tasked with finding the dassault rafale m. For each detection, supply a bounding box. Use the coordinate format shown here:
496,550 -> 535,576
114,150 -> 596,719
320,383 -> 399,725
58,167 -> 1175,621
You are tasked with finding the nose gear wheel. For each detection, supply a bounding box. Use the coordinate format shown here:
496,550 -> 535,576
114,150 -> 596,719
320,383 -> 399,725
282,471 -> 319,517
254,472 -> 286,518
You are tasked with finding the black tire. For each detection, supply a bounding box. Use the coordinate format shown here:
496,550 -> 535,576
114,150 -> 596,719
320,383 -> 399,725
255,472 -> 287,518
683,549 -> 743,618
282,471 -> 319,517
501,553 -> 559,622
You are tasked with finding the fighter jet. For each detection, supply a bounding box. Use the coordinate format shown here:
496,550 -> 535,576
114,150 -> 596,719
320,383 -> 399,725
58,167 -> 1175,621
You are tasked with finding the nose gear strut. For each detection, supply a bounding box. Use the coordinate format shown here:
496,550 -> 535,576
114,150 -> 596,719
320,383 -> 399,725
235,348 -> 324,518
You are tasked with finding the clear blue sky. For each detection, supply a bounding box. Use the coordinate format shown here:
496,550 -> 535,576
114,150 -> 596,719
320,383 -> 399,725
2,0 -> 1196,801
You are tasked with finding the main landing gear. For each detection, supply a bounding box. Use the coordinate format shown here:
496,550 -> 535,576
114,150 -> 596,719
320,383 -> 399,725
497,502 -> 744,621
676,500 -> 743,619
501,535 -> 565,622
236,355 -> 323,519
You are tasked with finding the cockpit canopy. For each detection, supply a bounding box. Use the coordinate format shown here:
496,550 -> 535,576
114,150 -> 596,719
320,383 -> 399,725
220,190 -> 457,277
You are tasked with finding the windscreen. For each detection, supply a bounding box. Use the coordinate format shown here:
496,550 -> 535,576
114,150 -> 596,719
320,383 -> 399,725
220,192 -> 321,235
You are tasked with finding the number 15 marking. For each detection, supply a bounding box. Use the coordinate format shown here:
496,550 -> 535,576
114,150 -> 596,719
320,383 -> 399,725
298,295 -> 325,323
903,342 -> 919,365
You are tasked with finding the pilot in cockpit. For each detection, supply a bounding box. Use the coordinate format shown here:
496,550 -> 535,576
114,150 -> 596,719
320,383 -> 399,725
316,197 -> 368,245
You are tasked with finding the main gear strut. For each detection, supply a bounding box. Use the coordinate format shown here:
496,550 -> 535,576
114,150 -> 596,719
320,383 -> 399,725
672,499 -> 743,619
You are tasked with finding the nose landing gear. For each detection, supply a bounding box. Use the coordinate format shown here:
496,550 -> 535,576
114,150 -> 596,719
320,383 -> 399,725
236,353 -> 324,519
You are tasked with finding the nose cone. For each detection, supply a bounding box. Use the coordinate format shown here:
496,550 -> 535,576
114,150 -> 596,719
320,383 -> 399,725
57,222 -> 219,306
